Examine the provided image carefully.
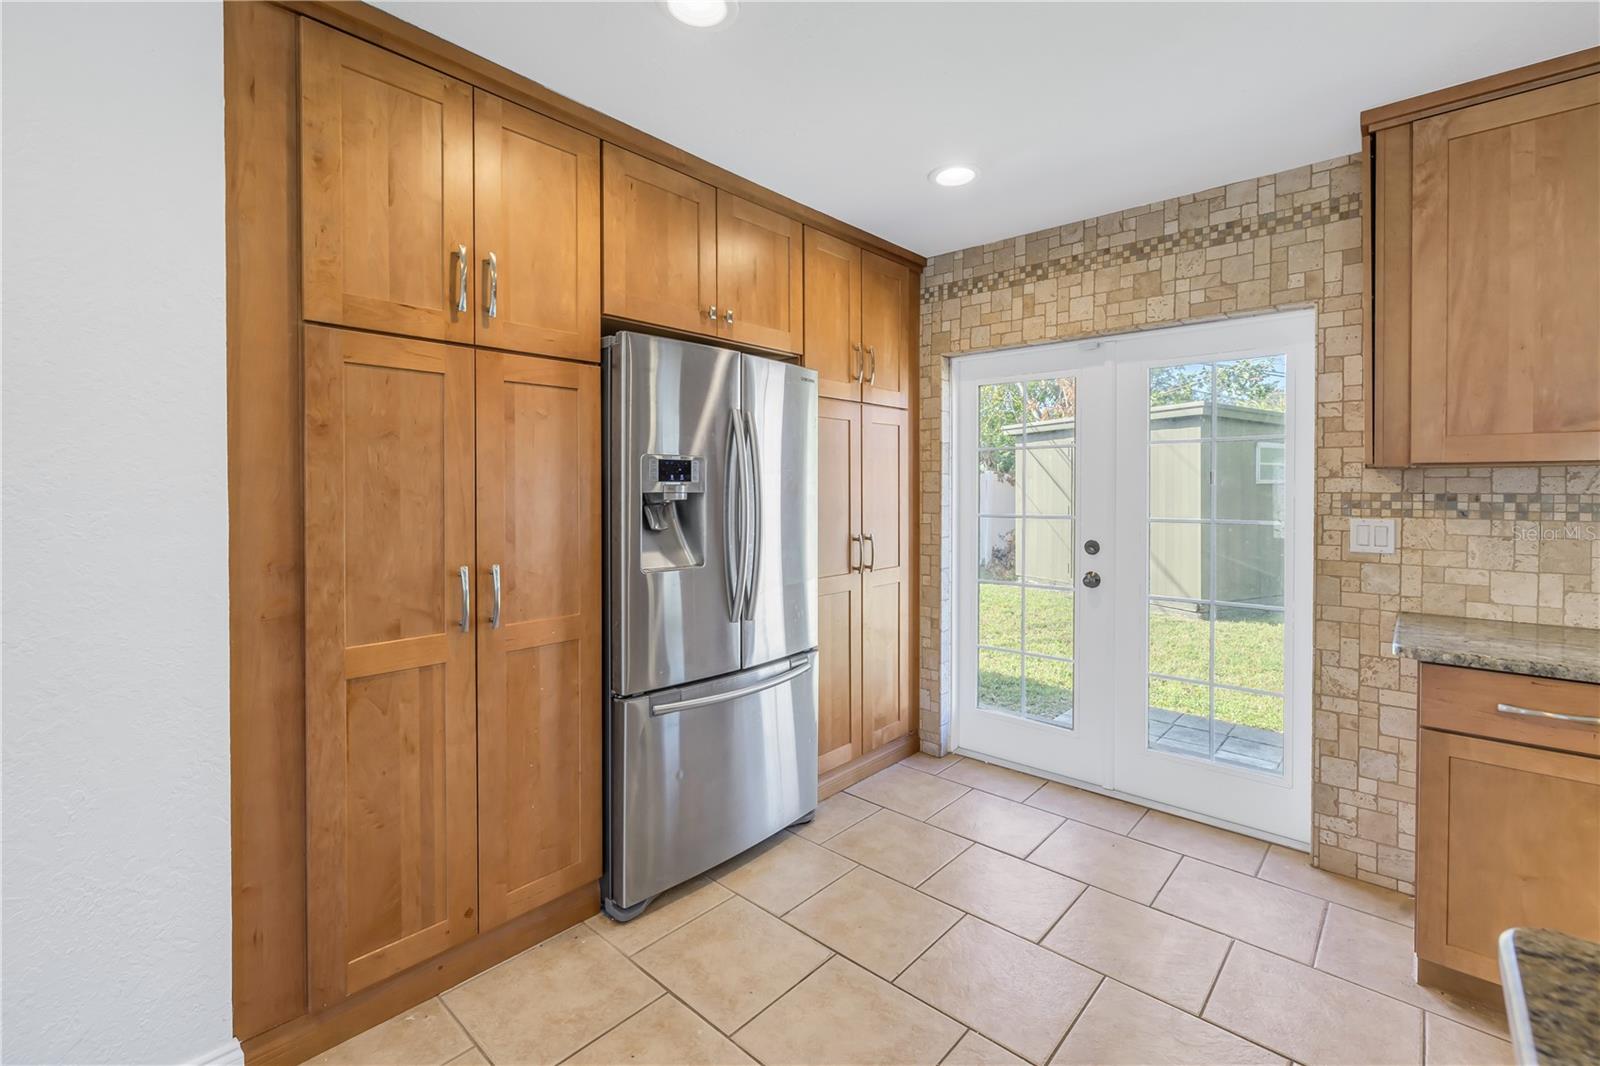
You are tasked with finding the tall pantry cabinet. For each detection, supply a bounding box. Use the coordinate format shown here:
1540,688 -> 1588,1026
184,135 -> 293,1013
807,228 -> 919,787
297,13 -> 603,1021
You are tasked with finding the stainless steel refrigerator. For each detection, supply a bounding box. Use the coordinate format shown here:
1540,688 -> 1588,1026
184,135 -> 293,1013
602,331 -> 818,920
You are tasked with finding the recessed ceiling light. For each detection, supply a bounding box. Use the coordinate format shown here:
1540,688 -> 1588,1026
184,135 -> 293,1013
930,164 -> 978,188
664,0 -> 735,28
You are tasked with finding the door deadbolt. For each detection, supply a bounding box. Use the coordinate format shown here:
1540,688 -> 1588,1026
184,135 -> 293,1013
1082,571 -> 1102,588
1084,539 -> 1100,555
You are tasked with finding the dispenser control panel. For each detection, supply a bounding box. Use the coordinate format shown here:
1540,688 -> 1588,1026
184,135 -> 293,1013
642,454 -> 703,494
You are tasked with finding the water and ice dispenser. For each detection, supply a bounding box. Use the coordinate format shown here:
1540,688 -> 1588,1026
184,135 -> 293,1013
639,453 -> 704,572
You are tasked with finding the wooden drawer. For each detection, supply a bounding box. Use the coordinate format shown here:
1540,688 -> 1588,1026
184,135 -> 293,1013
1419,663 -> 1600,758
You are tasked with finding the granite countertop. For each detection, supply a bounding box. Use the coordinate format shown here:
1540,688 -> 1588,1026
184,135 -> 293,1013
1499,928 -> 1600,1065
1391,613 -> 1600,684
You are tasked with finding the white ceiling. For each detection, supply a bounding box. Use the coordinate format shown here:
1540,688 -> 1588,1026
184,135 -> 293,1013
377,2 -> 1598,257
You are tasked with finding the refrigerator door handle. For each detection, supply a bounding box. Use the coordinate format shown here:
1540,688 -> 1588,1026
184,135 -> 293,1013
650,658 -> 812,716
740,410 -> 762,621
724,411 -> 744,622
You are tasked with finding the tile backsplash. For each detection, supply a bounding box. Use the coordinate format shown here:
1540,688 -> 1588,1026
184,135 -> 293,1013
916,153 -> 1600,893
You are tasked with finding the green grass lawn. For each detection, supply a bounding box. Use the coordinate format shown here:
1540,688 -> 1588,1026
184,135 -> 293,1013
976,583 -> 1284,732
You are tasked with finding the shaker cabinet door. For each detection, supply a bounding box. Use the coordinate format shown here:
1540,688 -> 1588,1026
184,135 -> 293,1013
1410,74 -> 1600,463
303,326 -> 479,1007
817,398 -> 863,773
474,91 -> 600,361
860,404 -> 915,751
804,228 -> 864,402
860,250 -> 914,410
300,20 -> 474,342
601,144 -> 717,335
716,191 -> 804,354
475,351 -> 603,930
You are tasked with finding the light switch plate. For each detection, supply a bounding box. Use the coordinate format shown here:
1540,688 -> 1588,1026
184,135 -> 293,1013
1349,517 -> 1397,555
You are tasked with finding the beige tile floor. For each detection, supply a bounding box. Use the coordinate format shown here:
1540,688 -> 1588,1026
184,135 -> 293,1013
312,754 -> 1513,1066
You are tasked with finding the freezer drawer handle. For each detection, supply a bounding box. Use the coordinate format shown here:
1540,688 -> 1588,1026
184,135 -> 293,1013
651,659 -> 813,716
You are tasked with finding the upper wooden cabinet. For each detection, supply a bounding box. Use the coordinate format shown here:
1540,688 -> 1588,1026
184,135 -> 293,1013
860,251 -> 915,409
805,229 -> 864,402
601,144 -> 717,337
1365,53 -> 1600,465
300,22 -> 474,343
718,192 -> 804,353
474,92 -> 600,361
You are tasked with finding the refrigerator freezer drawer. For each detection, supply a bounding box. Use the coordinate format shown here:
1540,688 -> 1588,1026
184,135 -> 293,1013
606,651 -> 819,911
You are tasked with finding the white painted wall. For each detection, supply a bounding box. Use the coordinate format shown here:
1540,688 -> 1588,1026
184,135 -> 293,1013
1,4 -> 234,1062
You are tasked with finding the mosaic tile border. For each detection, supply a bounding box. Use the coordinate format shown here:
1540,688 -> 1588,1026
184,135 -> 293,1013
922,194 -> 1361,304
1332,491 -> 1600,522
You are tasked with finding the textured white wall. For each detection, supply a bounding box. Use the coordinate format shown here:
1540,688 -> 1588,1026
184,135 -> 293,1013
1,4 -> 233,1062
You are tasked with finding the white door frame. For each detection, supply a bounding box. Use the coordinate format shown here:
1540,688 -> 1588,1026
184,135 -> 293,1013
949,309 -> 1315,846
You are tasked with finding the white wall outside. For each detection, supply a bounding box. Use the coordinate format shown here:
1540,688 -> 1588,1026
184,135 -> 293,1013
1,4 -> 234,1062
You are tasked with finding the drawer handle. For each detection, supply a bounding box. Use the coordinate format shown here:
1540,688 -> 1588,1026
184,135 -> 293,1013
1495,702 -> 1600,727
651,659 -> 812,716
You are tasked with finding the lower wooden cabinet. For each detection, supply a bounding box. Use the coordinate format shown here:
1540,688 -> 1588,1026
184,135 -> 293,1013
303,327 -> 602,1008
1416,665 -> 1600,988
474,352 -> 603,929
816,398 -> 915,778
303,326 -> 481,1007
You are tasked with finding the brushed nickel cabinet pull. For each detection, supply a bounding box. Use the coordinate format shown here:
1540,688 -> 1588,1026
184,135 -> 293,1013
866,345 -> 877,384
863,533 -> 876,570
454,244 -> 469,313
489,564 -> 503,630
484,251 -> 498,318
458,565 -> 471,633
1496,702 -> 1600,726
853,343 -> 863,383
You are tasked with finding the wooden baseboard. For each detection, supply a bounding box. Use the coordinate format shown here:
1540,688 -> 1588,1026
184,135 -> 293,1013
1416,956 -> 1505,1008
819,734 -> 918,799
242,883 -> 599,1066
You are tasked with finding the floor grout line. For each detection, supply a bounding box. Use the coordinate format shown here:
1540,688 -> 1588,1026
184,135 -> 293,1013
435,994 -> 495,1066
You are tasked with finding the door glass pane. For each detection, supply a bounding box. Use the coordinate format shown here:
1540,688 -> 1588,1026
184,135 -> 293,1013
977,649 -> 1024,714
1216,523 -> 1284,606
971,375 -> 1079,730
1148,600 -> 1210,683
978,518 -> 1018,582
1145,357 -> 1288,776
1025,656 -> 1074,726
1214,356 -> 1286,437
1149,521 -> 1208,600
1149,442 -> 1209,519
1022,517 -> 1074,587
1025,586 -> 1074,659
1021,446 -> 1074,516
1215,440 -> 1283,522
978,582 -> 1022,650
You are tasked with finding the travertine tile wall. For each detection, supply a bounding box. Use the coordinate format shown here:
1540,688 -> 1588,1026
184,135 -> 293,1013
917,153 -> 1600,892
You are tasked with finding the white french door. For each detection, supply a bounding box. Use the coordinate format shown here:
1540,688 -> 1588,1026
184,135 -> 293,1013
952,311 -> 1313,844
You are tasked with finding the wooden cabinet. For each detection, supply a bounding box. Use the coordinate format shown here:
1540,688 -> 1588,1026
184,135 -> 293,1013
303,328 -> 604,1004
815,399 -> 916,778
803,232 -> 914,408
860,251 -> 915,409
473,92 -> 600,361
303,326 -> 479,1007
475,353 -> 602,930
861,405 -> 915,748
1364,53 -> 1600,466
601,144 -> 717,336
805,229 -> 864,402
1416,664 -> 1600,990
817,399 -> 864,772
300,21 -> 474,343
602,145 -> 812,355
718,192 -> 804,353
